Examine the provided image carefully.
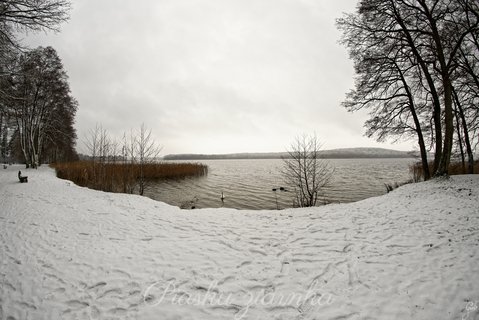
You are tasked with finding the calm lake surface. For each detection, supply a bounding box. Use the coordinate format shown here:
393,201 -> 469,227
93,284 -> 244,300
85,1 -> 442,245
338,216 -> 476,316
144,158 -> 415,210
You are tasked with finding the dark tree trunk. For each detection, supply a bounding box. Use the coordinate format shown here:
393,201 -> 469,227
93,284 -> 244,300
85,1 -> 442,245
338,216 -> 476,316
455,106 -> 466,173
396,61 -> 431,180
453,87 -> 475,174
437,77 -> 454,176
392,9 -> 443,173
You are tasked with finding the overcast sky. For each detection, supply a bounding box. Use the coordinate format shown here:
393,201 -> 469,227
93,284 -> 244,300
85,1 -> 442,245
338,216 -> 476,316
26,0 -> 415,155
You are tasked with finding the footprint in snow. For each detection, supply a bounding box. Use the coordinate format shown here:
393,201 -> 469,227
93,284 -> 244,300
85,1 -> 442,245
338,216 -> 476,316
65,300 -> 89,309
237,261 -> 252,268
97,288 -> 122,299
88,282 -> 107,291
280,260 -> 291,275
249,248 -> 267,256
16,301 -> 37,311
108,307 -> 128,315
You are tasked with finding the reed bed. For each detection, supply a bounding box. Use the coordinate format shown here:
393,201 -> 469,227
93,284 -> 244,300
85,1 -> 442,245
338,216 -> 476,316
51,161 -> 208,194
409,160 -> 478,181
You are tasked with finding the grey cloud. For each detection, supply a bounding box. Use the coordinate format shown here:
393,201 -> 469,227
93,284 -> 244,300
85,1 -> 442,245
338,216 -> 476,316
27,0 -> 414,154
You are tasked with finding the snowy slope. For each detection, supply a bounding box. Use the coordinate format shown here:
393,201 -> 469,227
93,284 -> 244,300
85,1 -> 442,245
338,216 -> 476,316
0,166 -> 478,320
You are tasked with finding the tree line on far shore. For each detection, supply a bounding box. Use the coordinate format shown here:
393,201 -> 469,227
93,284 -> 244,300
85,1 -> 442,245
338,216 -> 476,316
163,148 -> 413,161
337,0 -> 478,179
0,1 -> 77,167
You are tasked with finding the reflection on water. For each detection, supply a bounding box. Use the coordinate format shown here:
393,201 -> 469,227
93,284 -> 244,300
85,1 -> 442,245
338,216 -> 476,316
144,158 -> 415,210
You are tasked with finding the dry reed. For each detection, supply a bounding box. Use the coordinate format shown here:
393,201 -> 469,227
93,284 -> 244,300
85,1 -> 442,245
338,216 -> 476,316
51,161 -> 208,194
409,160 -> 478,181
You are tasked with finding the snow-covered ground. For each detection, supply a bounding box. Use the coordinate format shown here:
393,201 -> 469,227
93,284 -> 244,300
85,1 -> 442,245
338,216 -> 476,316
0,165 -> 478,320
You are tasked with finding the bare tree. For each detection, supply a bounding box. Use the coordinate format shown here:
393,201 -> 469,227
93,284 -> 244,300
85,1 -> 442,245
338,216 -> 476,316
337,19 -> 432,179
0,0 -> 70,47
84,124 -> 162,195
83,124 -> 112,188
4,46 -> 77,167
282,134 -> 333,207
452,0 -> 479,173
338,0 -> 479,177
134,123 -> 162,195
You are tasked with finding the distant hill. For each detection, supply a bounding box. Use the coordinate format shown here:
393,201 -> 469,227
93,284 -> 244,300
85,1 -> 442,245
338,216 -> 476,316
163,148 -> 416,160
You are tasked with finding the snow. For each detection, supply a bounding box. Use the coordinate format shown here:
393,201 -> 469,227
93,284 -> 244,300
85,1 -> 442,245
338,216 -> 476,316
0,165 -> 478,320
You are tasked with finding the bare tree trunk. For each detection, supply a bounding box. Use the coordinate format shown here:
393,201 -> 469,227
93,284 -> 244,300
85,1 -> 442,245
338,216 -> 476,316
437,77 -> 454,176
391,5 -> 443,174
455,106 -> 466,173
395,60 -> 431,180
453,87 -> 475,174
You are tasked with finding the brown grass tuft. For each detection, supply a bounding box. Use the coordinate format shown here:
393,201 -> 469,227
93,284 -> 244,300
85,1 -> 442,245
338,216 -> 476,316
409,160 -> 478,181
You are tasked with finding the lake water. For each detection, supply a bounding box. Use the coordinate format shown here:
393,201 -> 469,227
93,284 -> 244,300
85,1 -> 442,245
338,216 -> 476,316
144,158 -> 416,210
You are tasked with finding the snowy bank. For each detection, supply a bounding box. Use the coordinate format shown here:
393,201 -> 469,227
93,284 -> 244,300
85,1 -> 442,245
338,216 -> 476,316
0,166 -> 478,320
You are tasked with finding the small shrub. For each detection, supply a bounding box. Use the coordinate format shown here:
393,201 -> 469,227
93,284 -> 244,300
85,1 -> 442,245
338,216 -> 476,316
409,162 -> 424,182
282,134 -> 333,208
384,182 -> 397,193
384,179 -> 414,193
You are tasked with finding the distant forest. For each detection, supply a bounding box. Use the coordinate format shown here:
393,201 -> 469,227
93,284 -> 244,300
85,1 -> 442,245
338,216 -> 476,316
163,148 -> 415,160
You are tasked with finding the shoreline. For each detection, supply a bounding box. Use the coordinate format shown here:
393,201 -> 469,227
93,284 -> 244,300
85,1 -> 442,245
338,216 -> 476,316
0,165 -> 478,319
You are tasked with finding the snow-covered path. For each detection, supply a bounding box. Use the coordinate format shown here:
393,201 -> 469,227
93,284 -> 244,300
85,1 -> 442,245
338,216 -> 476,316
0,166 -> 478,320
